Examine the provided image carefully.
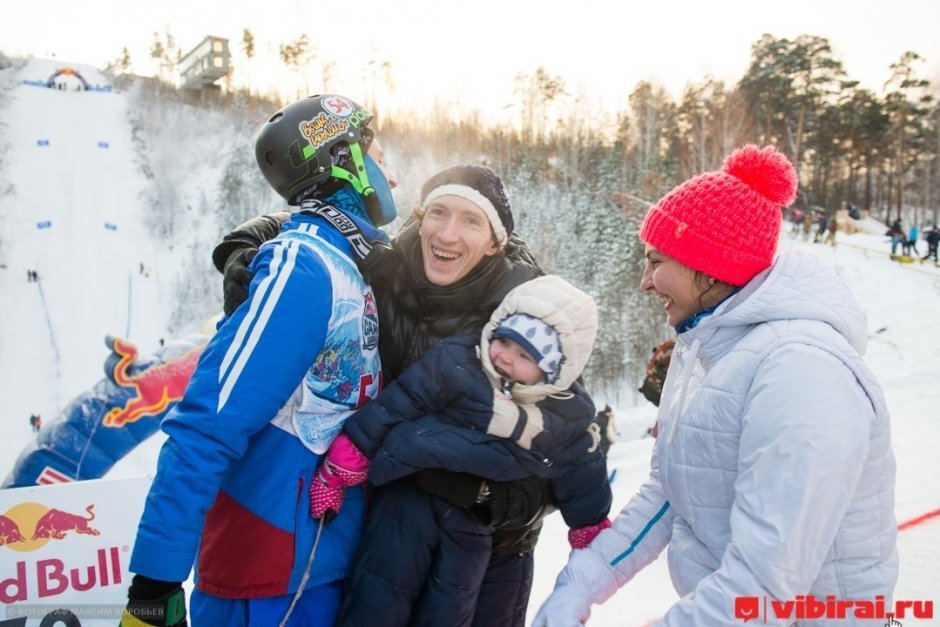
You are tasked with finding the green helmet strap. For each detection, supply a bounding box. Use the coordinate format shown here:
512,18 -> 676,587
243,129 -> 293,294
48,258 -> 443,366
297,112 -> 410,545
330,142 -> 375,197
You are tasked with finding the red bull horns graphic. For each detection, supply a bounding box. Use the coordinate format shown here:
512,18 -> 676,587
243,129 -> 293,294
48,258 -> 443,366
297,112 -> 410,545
32,504 -> 100,541
0,514 -> 27,546
103,335 -> 202,427
1,503 -> 99,551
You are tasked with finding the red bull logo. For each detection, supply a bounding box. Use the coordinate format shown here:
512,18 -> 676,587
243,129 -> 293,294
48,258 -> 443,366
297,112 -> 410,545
1,502 -> 123,603
1,546 -> 123,603
1,503 -> 99,552
0,514 -> 27,546
103,336 -> 202,427
0,479 -> 146,606
32,504 -> 99,541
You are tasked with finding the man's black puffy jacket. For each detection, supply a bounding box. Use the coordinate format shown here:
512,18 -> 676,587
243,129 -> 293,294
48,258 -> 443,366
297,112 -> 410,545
213,215 -> 553,548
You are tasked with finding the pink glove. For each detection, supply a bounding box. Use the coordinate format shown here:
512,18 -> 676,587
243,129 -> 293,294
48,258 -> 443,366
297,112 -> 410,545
309,433 -> 370,522
567,518 -> 612,549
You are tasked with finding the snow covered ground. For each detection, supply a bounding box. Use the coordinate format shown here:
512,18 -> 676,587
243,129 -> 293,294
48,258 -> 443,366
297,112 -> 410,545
2,58 -> 939,625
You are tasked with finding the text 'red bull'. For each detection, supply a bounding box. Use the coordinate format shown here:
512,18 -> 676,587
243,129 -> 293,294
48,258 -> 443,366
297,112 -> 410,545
0,547 -> 122,603
735,595 -> 933,622
103,337 -> 202,427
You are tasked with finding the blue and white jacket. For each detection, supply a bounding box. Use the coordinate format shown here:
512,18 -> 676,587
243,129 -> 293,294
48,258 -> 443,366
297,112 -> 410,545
130,207 -> 385,599
534,253 -> 898,626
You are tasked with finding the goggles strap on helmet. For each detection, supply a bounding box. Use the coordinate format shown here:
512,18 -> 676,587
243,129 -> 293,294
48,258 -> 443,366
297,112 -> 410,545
329,142 -> 375,198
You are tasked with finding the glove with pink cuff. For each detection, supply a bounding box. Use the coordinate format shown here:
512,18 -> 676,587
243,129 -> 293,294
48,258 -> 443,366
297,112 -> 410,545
567,518 -> 612,549
309,433 -> 370,522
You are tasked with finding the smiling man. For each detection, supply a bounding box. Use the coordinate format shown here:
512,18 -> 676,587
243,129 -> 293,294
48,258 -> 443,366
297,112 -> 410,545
413,165 -> 512,286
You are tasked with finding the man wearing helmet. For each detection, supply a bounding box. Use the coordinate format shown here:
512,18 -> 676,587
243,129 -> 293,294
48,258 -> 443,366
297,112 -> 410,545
122,94 -> 398,627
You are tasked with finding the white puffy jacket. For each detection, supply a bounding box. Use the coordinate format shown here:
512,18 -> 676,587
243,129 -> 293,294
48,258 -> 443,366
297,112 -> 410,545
534,252 -> 898,626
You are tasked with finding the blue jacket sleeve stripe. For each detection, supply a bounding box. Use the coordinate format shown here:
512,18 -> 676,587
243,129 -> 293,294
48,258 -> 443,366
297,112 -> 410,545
218,241 -> 299,412
219,241 -> 287,379
610,501 -> 670,567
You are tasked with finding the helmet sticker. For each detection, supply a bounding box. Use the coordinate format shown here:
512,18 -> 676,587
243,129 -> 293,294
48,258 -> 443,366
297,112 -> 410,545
299,112 -> 349,156
322,96 -> 356,117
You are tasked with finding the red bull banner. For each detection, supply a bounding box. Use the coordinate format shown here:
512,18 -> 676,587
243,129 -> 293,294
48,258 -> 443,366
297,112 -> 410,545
3,334 -> 208,489
0,477 -> 151,625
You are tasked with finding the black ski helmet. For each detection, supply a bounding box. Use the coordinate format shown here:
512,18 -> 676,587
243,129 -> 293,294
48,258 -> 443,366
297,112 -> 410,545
255,94 -> 376,206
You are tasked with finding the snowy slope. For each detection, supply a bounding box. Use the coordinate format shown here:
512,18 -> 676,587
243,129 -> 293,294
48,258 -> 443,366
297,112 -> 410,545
1,58 -> 939,625
0,58 -> 170,423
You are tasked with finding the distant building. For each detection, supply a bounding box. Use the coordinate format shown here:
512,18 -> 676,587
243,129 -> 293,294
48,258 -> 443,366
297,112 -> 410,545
179,36 -> 230,90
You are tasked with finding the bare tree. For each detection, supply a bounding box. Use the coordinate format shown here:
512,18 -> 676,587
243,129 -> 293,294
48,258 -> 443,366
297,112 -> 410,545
279,34 -> 316,99
629,81 -> 676,197
105,46 -> 133,76
513,66 -> 566,142
149,33 -> 165,79
241,29 -> 255,93
884,51 -> 933,221
150,29 -> 181,84
361,46 -> 396,121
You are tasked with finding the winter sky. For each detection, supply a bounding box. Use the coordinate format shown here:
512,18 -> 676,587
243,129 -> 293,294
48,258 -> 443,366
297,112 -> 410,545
2,0 -> 940,118
1,58 -> 939,625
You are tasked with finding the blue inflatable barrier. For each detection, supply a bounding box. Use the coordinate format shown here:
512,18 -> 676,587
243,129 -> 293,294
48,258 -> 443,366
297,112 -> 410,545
3,335 -> 208,488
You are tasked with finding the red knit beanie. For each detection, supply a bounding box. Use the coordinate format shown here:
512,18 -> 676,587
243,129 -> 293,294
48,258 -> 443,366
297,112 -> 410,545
639,144 -> 798,286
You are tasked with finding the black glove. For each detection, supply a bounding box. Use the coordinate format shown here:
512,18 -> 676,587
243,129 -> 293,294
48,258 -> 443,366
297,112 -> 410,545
413,469 -> 485,508
222,247 -> 257,316
492,519 -> 544,554
121,574 -> 188,627
486,476 -> 552,530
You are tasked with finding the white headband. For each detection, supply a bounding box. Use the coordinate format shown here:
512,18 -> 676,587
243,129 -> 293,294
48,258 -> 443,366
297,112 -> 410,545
420,184 -> 508,247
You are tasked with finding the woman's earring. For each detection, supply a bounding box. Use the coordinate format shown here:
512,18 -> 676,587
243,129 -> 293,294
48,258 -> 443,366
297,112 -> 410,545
708,277 -> 716,285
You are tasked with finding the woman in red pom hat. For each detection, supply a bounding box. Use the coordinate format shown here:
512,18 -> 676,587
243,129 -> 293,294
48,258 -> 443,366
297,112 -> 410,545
533,145 -> 897,626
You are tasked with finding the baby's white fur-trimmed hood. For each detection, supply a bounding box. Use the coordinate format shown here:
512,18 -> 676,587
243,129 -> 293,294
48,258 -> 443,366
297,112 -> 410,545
479,275 -> 597,404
